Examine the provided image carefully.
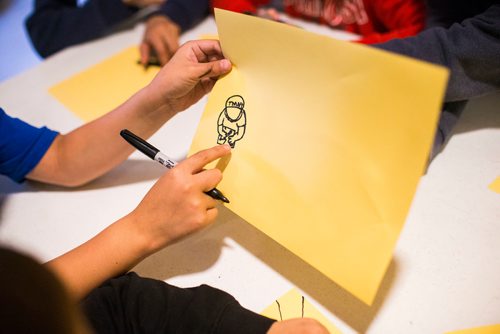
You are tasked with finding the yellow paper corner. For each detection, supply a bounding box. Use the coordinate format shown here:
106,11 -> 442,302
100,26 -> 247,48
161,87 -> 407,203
445,324 -> 500,334
49,46 -> 159,121
488,177 -> 500,194
261,288 -> 342,334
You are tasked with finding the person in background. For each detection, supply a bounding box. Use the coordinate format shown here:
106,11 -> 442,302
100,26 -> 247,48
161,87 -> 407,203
25,0 -> 210,65
0,39 -> 330,334
375,0 -> 500,157
211,0 -> 426,44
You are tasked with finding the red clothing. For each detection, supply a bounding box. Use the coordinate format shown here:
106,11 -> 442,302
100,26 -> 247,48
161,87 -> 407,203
211,0 -> 425,44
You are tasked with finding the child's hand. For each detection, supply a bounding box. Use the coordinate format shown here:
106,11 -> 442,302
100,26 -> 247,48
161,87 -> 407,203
140,15 -> 180,66
128,144 -> 231,252
145,39 -> 232,115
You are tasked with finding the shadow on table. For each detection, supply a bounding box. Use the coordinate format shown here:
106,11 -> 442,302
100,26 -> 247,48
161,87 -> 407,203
0,159 -> 164,195
133,220 -> 227,279
134,206 -> 396,333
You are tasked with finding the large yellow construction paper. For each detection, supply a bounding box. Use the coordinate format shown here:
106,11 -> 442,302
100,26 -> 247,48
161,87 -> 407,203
49,46 -> 159,121
261,288 -> 342,333
446,324 -> 500,334
190,9 -> 449,305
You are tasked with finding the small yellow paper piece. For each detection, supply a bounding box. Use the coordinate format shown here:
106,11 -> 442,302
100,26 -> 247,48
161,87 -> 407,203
190,9 -> 449,305
49,46 -> 159,121
488,177 -> 500,194
445,324 -> 500,334
261,289 -> 342,334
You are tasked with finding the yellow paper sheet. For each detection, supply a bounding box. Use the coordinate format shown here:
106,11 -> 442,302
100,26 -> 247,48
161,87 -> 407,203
446,324 -> 500,334
190,9 -> 449,304
49,46 -> 159,121
488,177 -> 500,194
261,289 -> 342,333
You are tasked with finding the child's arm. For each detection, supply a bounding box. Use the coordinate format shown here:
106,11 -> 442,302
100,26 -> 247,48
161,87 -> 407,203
46,144 -> 231,299
26,39 -> 231,187
26,0 -> 138,58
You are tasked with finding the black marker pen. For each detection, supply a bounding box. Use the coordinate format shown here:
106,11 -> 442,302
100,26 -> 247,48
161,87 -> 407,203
120,129 -> 229,203
136,59 -> 161,68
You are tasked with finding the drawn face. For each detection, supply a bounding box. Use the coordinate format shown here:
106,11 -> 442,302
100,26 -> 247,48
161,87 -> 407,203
223,94 -> 245,122
225,106 -> 243,121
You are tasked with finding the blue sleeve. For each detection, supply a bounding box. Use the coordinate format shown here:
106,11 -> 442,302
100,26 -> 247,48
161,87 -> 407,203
25,0 -> 138,58
375,4 -> 500,102
153,0 -> 210,32
0,109 -> 59,183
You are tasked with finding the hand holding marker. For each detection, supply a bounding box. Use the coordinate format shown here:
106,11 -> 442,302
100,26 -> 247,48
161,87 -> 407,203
120,129 -> 229,203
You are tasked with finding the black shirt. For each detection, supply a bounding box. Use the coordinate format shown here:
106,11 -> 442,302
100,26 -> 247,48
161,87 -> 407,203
376,1 -> 500,102
82,272 -> 275,334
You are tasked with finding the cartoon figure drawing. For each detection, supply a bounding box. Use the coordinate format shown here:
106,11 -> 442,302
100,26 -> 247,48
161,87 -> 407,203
217,95 -> 247,148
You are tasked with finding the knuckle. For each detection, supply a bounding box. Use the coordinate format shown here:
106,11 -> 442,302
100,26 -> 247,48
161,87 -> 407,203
168,167 -> 183,180
188,197 -> 202,210
180,181 -> 195,195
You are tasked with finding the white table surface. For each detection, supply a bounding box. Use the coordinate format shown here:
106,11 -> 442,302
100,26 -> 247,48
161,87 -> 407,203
1,16 -> 499,334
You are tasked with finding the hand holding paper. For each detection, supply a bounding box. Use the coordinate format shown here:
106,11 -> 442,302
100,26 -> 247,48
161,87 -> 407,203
144,39 -> 232,115
49,40 -> 231,121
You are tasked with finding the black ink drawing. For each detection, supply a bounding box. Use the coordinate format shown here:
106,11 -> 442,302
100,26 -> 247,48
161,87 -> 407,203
217,95 -> 247,148
301,296 -> 304,318
276,300 -> 283,321
274,295 -> 305,321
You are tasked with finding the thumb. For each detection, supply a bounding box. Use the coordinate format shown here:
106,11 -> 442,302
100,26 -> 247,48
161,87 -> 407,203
196,59 -> 232,79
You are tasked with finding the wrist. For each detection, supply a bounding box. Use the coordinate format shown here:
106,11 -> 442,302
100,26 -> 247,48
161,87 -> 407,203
138,84 -> 177,119
118,212 -> 162,258
124,205 -> 179,255
147,14 -> 180,32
